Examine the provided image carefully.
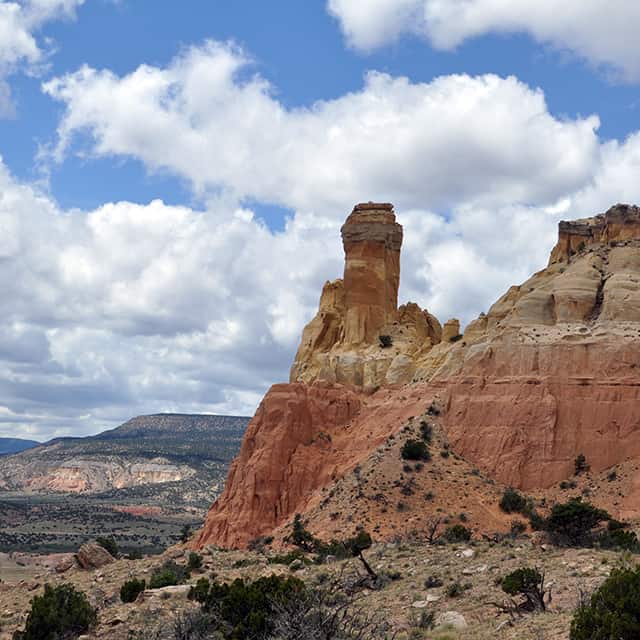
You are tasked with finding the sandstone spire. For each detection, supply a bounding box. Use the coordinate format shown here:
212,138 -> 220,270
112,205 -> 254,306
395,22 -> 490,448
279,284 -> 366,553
341,203 -> 402,344
290,202 -> 441,388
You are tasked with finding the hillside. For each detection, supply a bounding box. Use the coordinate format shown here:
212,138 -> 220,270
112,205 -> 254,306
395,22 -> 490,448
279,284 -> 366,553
0,438 -> 40,455
0,414 -> 247,496
0,414 -> 248,553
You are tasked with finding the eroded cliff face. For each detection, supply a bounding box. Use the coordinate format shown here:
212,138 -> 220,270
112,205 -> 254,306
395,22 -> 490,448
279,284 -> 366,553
290,203 -> 443,390
198,202 -> 640,549
430,205 -> 640,490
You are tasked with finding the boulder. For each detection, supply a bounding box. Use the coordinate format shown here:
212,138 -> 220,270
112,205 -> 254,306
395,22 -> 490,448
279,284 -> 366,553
76,542 -> 115,570
435,611 -> 467,631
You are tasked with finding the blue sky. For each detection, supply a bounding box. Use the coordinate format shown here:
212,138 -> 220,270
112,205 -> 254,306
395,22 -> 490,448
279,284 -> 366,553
2,0 -> 640,440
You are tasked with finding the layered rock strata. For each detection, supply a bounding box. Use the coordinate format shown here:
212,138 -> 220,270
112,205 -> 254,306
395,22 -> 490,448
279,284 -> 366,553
290,203 -> 443,390
198,202 -> 640,548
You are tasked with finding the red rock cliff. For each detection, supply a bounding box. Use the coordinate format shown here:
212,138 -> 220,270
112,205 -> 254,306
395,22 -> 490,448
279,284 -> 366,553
197,202 -> 640,548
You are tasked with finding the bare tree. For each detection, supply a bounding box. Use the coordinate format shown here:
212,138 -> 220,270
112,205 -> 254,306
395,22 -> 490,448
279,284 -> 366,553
425,517 -> 443,544
270,577 -> 397,640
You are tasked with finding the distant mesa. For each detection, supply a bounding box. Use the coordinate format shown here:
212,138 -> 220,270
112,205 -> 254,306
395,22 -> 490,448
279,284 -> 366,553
197,202 -> 640,549
0,438 -> 40,456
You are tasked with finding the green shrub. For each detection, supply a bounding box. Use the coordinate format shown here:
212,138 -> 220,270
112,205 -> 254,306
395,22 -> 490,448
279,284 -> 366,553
149,560 -> 190,589
193,574 -> 306,639
188,577 -> 211,604
528,509 -> 546,531
187,552 -> 203,571
379,335 -> 393,348
510,520 -> 527,537
571,566 -> 640,639
120,578 -> 146,603
446,582 -> 469,597
180,524 -> 192,543
546,498 -> 610,546
14,583 -> 96,640
574,454 -> 590,475
289,514 -> 316,552
499,487 -> 528,514
401,439 -> 431,461
419,421 -> 433,443
443,524 -> 472,543
501,567 -> 546,611
267,549 -> 308,565
96,535 -> 118,558
598,527 -> 640,552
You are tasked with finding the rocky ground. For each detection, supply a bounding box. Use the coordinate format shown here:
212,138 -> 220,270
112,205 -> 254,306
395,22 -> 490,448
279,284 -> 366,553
0,535 -> 626,640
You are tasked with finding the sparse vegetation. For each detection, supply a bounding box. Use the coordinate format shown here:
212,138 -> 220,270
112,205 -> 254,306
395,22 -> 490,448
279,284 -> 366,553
443,524 -> 472,543
120,578 -> 146,603
13,583 -> 96,640
401,439 -> 431,461
419,421 -> 433,443
96,535 -> 118,558
545,498 -> 610,546
379,334 -> 393,348
180,524 -> 192,544
149,560 -> 190,589
571,565 -> 640,639
574,453 -> 590,475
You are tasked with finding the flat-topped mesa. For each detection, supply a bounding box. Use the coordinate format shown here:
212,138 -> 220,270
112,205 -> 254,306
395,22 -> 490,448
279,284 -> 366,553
290,202 -> 441,389
341,203 -> 403,344
550,203 -> 640,264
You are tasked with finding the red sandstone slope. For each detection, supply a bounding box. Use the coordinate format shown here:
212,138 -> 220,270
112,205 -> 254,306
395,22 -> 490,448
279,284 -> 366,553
196,203 -> 640,549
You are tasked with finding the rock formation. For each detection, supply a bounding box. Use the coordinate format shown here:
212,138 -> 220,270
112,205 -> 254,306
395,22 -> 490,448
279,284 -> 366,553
76,541 -> 115,570
432,203 -> 640,490
290,202 -> 442,390
197,202 -> 640,549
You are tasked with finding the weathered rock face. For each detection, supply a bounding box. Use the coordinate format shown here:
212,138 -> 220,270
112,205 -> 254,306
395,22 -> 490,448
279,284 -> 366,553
549,203 -> 640,264
341,202 -> 402,344
290,203 -> 441,390
195,382 -> 432,549
199,202 -> 640,548
76,542 -> 115,570
429,204 -> 640,489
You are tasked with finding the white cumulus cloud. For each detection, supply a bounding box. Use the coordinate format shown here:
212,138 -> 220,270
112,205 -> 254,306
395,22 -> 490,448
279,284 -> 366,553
328,0 -> 640,80
0,0 -> 84,116
42,41 -> 601,213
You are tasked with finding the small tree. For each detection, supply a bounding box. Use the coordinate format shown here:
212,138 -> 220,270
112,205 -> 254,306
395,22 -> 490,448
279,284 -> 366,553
14,584 -> 96,640
187,552 -> 203,571
180,524 -> 192,543
546,498 -> 610,546
501,568 -> 548,612
571,566 -> 640,639
345,530 -> 377,581
499,487 -> 528,514
401,439 -> 431,461
120,578 -> 146,603
574,454 -> 590,475
443,524 -> 472,543
289,514 -> 316,553
96,535 -> 118,558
